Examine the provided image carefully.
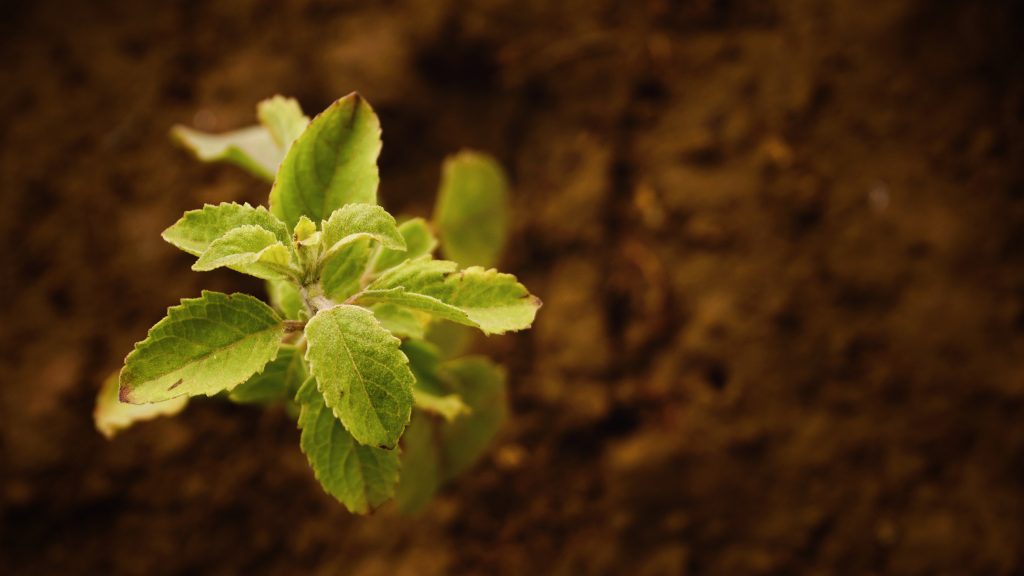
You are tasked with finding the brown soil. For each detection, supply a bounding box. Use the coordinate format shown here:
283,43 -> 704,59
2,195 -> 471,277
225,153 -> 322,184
2,1 -> 1023,574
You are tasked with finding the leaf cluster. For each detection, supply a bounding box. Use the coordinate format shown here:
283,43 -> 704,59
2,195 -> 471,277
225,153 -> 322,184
95,94 -> 539,514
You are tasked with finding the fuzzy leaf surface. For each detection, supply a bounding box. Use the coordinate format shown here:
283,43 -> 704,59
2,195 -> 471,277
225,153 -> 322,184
162,203 -> 290,257
320,239 -> 372,301
304,305 -> 414,448
270,93 -> 382,230
192,225 -> 297,280
120,291 -> 283,403
296,378 -> 400,514
229,345 -> 307,404
94,371 -> 188,439
321,204 -> 405,258
357,259 -> 541,335
434,151 -> 509,267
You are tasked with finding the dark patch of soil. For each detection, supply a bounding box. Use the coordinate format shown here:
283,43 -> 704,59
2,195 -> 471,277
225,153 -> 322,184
2,1 -> 1023,574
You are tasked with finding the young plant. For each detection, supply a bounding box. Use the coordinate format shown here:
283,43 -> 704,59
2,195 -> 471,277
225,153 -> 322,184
94,93 -> 540,514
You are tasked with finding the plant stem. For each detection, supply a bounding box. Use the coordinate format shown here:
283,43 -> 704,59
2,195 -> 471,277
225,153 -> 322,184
283,320 -> 306,332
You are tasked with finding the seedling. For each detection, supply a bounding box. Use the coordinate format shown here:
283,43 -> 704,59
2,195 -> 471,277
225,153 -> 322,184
94,94 -> 540,514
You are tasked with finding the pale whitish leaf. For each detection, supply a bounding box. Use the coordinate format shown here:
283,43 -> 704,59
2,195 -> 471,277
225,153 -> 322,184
304,305 -> 414,448
162,203 -> 290,257
172,96 -> 308,181
94,371 -> 187,439
296,377 -> 400,514
357,258 -> 541,335
266,279 -> 305,320
371,303 -> 428,340
257,95 -> 309,149
120,291 -> 283,403
321,204 -> 405,257
270,93 -> 382,230
192,225 -> 297,281
394,412 -> 441,514
440,357 -> 507,479
373,218 -> 439,273
320,238 -> 372,301
403,340 -> 468,422
229,345 -> 307,404
434,151 -> 509,267
171,125 -> 280,181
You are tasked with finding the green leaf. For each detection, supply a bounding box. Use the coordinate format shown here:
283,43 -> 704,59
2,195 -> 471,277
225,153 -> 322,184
397,353 -> 507,511
403,340 -> 468,421
321,204 -> 405,257
425,321 -> 473,360
120,291 -> 284,404
296,377 -> 400,514
434,151 -> 509,267
171,125 -> 280,182
257,95 -> 309,149
94,371 -> 188,439
269,93 -> 382,230
229,345 -> 307,404
374,218 -> 438,273
162,202 -> 290,257
320,239 -> 372,301
192,225 -> 298,281
357,258 -> 542,335
304,304 -> 414,448
394,412 -> 441,514
371,303 -> 428,340
415,389 -> 470,422
266,279 -> 305,320
439,357 -> 507,479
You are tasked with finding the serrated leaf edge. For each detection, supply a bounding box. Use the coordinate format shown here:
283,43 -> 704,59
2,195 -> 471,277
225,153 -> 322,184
119,291 -> 284,404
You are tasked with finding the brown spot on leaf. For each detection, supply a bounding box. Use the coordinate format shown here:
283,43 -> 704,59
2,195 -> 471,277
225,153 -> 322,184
118,382 -> 133,403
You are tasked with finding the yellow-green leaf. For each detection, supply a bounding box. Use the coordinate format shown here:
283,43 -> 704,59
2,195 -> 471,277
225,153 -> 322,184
403,340 -> 468,421
192,225 -> 298,281
304,305 -> 414,448
440,357 -> 507,479
296,377 -> 400,514
269,93 -> 382,230
120,292 -> 284,403
162,202 -> 290,257
94,371 -> 188,439
434,151 -> 509,267
357,258 -> 541,335
321,204 -> 405,259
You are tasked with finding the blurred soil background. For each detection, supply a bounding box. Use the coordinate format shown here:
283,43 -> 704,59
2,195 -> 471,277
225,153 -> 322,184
2,0 -> 1023,574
